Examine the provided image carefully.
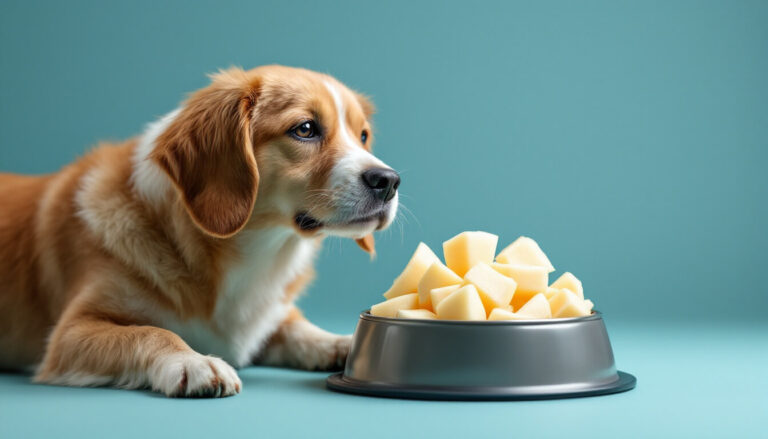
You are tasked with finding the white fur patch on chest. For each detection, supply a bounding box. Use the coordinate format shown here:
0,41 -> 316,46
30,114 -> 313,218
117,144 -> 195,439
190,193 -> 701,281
159,227 -> 317,367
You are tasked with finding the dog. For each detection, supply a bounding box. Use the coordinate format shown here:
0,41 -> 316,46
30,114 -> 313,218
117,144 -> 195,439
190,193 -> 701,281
0,65 -> 399,397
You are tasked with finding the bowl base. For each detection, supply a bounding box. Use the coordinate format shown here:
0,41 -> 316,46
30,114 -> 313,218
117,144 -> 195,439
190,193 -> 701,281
326,371 -> 636,401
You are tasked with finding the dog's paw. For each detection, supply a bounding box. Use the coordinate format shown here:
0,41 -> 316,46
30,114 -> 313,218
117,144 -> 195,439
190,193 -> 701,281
150,352 -> 242,398
308,333 -> 352,371
260,330 -> 353,372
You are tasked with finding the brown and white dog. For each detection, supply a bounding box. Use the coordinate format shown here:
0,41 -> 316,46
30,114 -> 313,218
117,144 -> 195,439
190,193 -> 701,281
0,65 -> 399,397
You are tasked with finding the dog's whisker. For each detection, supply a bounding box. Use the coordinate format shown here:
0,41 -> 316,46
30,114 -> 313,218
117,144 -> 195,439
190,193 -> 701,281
397,201 -> 421,230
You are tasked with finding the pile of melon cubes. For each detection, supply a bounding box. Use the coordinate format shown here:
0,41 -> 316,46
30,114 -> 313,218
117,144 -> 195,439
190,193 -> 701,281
371,232 -> 594,321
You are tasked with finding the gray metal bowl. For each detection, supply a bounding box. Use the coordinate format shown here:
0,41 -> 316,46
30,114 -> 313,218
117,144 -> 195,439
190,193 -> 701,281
327,310 -> 635,400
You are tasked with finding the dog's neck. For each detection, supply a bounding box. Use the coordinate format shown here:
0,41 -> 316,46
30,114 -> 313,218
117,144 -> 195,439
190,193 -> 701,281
126,110 -> 320,364
128,109 -> 319,317
131,109 -> 179,208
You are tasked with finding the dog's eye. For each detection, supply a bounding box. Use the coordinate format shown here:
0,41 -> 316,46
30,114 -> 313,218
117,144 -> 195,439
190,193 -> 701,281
291,121 -> 318,139
361,130 -> 368,145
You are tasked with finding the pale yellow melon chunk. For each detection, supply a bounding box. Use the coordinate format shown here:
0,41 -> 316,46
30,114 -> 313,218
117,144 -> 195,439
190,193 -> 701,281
495,236 -> 555,272
490,264 -> 548,294
488,308 -> 523,320
383,243 -> 440,299
463,263 -> 517,315
516,293 -> 552,319
487,307 -> 540,321
442,231 -> 499,277
544,287 -> 560,299
491,263 -> 548,310
370,293 -> 418,318
435,285 -> 486,321
397,309 -> 438,320
417,262 -> 462,308
548,289 -> 590,318
510,293 -> 537,311
583,299 -> 594,313
550,272 -> 584,299
430,285 -> 461,310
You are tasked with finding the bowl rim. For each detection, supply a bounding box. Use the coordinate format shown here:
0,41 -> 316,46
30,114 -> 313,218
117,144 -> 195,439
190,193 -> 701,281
360,310 -> 602,326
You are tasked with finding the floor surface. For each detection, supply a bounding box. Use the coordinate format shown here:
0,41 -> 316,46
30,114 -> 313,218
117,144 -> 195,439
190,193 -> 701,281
1,321 -> 765,438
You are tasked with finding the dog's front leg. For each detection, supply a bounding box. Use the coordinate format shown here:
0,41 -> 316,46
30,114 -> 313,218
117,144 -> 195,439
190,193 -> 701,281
35,295 -> 242,397
257,307 -> 352,371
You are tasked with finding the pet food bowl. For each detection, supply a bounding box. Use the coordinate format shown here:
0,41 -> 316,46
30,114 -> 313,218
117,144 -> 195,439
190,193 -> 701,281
327,310 -> 635,400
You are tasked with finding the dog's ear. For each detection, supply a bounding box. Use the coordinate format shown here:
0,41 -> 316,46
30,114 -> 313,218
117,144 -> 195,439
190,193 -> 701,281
355,234 -> 376,259
152,70 -> 260,238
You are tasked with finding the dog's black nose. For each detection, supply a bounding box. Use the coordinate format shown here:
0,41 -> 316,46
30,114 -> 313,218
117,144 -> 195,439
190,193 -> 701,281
361,168 -> 400,202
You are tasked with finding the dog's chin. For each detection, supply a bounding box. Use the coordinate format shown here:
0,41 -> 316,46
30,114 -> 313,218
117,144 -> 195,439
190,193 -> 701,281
293,209 -> 395,239
323,219 -> 380,239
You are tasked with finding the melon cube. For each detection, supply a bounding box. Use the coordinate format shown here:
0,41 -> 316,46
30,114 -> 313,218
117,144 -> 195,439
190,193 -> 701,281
397,309 -> 437,320
516,293 -> 552,319
430,285 -> 461,310
383,243 -> 440,299
490,263 -> 548,294
544,287 -> 560,299
583,299 -> 594,313
487,307 -> 524,320
491,263 -> 548,310
370,293 -> 418,318
463,263 -> 517,315
550,272 -> 583,299
510,293 -> 536,312
489,293 -> 552,320
495,236 -> 555,272
442,231 -> 498,277
548,289 -> 590,318
417,262 -> 463,308
486,308 -> 540,321
435,285 -> 486,321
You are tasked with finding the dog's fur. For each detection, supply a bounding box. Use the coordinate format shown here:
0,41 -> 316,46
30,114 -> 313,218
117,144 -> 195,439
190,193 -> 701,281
0,65 -> 398,397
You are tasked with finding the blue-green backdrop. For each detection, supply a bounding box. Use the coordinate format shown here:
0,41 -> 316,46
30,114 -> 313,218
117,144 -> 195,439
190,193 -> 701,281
1,0 -> 766,327
2,2 -> 767,439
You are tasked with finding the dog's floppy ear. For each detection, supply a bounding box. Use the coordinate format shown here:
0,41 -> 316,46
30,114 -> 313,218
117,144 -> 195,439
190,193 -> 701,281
355,234 -> 376,259
152,70 -> 259,238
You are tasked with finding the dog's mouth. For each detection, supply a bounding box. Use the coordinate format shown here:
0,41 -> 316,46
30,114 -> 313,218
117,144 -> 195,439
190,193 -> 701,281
294,212 -> 324,231
294,210 -> 389,234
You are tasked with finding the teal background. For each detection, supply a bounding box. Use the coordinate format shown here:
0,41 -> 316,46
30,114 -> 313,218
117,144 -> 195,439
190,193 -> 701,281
1,1 -> 766,438
2,0 -> 767,324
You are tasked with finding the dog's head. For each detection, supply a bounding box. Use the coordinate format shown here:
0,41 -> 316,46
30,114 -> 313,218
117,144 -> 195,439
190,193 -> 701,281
151,66 -> 399,253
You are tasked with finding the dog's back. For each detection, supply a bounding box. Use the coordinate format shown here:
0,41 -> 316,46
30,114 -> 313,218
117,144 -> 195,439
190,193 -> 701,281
0,143 -> 138,370
0,172 -> 54,369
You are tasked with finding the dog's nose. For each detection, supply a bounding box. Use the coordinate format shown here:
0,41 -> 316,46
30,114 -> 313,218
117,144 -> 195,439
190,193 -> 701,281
361,168 -> 400,202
